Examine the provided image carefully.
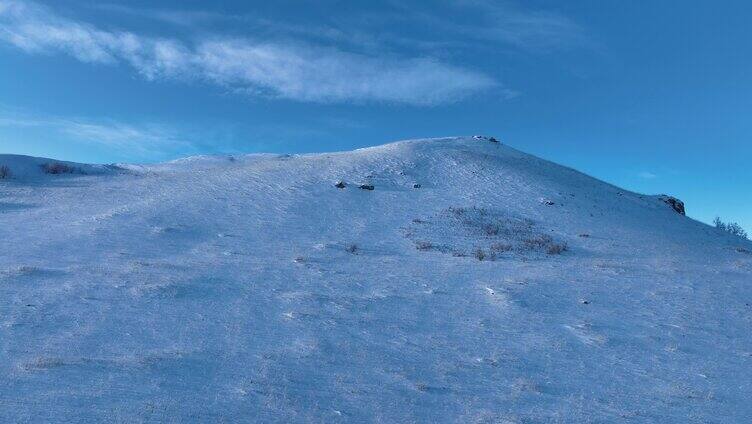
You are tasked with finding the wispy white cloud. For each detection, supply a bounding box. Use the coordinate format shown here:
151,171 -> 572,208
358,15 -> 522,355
93,3 -> 226,27
0,0 -> 496,105
0,109 -> 190,157
0,105 -> 375,160
58,121 -> 184,152
192,40 -> 494,104
102,1 -> 588,53
363,0 -> 589,54
449,0 -> 588,51
638,171 -> 657,180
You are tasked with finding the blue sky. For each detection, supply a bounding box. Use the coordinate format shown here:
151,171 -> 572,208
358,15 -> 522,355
1,0 -> 750,232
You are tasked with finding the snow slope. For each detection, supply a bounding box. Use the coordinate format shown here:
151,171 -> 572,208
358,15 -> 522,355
1,137 -> 750,423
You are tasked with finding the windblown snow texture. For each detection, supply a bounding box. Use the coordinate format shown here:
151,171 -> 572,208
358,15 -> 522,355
1,137 -> 750,422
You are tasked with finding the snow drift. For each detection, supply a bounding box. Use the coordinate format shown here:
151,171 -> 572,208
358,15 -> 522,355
1,137 -> 750,422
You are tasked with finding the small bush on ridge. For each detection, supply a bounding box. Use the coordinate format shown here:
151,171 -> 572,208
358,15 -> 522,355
42,162 -> 78,175
714,217 -> 748,240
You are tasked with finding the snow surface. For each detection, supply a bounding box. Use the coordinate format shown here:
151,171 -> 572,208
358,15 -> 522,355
1,137 -> 750,423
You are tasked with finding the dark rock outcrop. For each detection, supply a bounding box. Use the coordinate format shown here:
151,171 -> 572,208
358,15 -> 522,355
473,135 -> 500,143
334,181 -> 346,189
359,184 -> 374,191
659,195 -> 686,215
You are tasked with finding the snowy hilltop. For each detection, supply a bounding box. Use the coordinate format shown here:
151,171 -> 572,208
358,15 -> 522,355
1,137 -> 750,422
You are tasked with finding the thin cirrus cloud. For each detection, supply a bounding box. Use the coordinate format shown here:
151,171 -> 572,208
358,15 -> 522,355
93,2 -> 587,53
0,111 -> 190,158
449,0 -> 588,51
0,0 -> 496,105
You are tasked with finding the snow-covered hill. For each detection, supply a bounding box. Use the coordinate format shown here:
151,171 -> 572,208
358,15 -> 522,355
1,137 -> 750,423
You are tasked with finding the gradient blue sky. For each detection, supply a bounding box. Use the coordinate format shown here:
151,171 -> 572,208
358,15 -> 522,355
1,0 -> 750,232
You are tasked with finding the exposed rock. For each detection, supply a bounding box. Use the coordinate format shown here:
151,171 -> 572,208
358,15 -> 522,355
359,184 -> 374,191
472,135 -> 500,143
659,195 -> 686,215
334,181 -> 346,189
413,183 -> 421,189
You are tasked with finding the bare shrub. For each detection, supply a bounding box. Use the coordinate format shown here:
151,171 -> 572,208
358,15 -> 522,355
473,248 -> 486,261
408,206 -> 567,261
0,165 -> 10,179
546,242 -> 568,255
415,241 -> 434,251
455,206 -> 488,217
483,223 -> 500,236
714,217 -> 748,240
523,235 -> 554,250
42,162 -> 77,175
523,235 -> 567,255
449,206 -> 466,216
473,249 -> 498,261
490,243 -> 512,253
